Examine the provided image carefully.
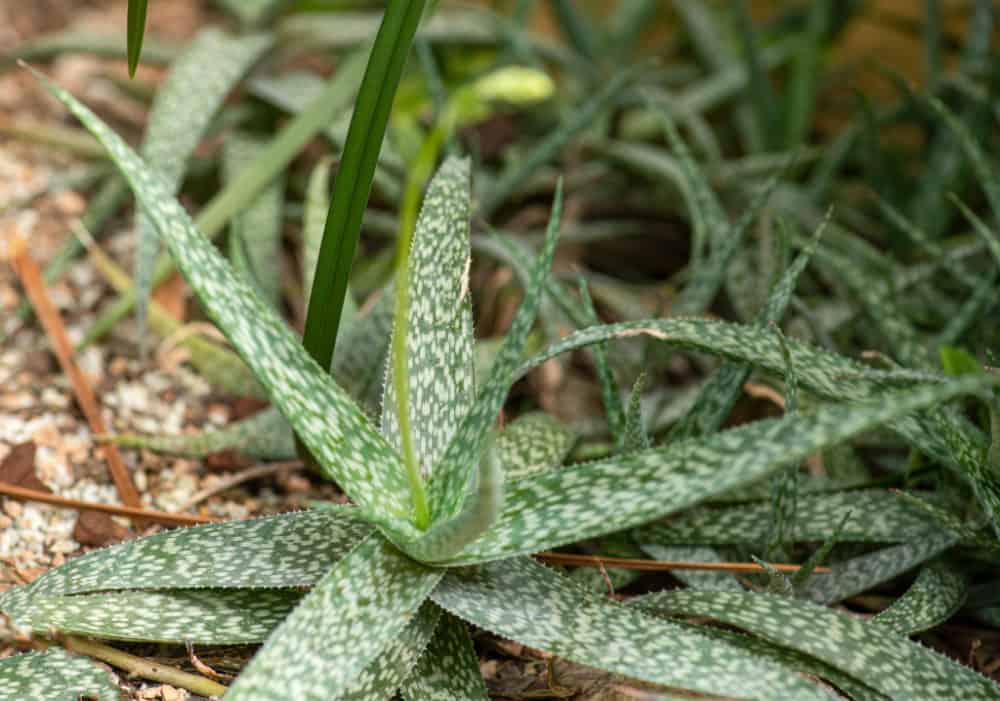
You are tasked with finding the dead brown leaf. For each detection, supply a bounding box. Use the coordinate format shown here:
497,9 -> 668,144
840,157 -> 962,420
0,442 -> 49,493
72,511 -> 131,547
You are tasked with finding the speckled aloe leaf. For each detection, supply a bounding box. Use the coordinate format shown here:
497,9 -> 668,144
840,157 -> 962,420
635,490 -> 933,546
872,561 -> 968,636
105,406 -> 295,460
802,531 -> 959,605
642,545 -> 743,592
223,535 -> 443,701
443,377 -> 990,565
399,610 -> 487,701
672,215 -> 824,440
497,412 -> 577,480
381,157 -> 475,471
332,284 -> 395,409
431,556 -> 827,700
577,277 -> 626,446
427,184 -> 562,524
623,373 -> 650,452
134,30 -> 272,339
26,510 -> 371,596
0,649 -> 121,701
5,589 -> 300,644
336,602 -> 440,701
35,71 -> 419,539
225,133 -> 285,307
636,589 -> 1000,700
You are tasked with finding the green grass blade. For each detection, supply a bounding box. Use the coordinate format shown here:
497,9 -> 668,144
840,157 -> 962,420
224,535 -> 443,701
302,158 -> 333,310
134,30 -> 272,343
399,611 -> 488,701
426,184 -> 562,524
6,589 -> 300,644
78,49 -> 369,350
225,133 -> 285,307
0,649 -> 120,701
549,0 -> 599,60
126,0 -> 149,77
872,562 -> 967,636
802,531 -> 959,605
26,510 -> 371,596
432,557 -> 828,700
36,71 -> 420,537
302,0 -> 428,372
445,378 -> 990,565
782,0 -> 830,148
637,589 -> 1000,699
577,276 -> 627,449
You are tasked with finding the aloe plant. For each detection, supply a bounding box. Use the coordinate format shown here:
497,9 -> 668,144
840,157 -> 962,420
2,67 -> 999,700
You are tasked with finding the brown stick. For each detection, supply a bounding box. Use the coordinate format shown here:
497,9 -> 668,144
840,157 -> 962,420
9,248 -> 143,512
0,482 -> 218,526
535,551 -> 831,574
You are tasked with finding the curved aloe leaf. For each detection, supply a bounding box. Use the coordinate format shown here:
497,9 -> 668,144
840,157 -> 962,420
802,531 -> 959,605
0,649 -> 120,701
636,490 -> 934,546
224,535 -> 442,700
135,30 -> 272,341
5,589 -> 300,644
432,557 -> 828,700
497,412 -> 577,480
399,611 -> 487,701
637,589 -> 1000,699
26,510 -> 370,596
34,71 -> 420,538
444,377 -> 990,565
872,562 -> 968,636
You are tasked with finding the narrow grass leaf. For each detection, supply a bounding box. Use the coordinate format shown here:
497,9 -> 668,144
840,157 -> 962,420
445,378 -> 989,565
432,557 -> 827,700
223,535 -> 442,701
302,158 -> 332,310
37,73 -> 419,536
872,562 -> 967,636
399,611 -> 488,701
637,589 -> 1000,700
0,649 -> 120,701
126,0 -> 149,77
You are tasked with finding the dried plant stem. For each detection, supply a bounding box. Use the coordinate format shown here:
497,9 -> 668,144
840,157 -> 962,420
67,636 -> 227,698
0,482 -> 217,526
9,247 -> 143,511
535,551 -> 830,574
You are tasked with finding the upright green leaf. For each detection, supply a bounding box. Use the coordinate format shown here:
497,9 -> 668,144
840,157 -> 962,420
0,649 -> 120,701
36,73 -> 420,538
432,557 -> 827,700
637,589 -> 1000,699
302,158 -> 333,310
126,0 -> 149,77
224,535 -> 442,700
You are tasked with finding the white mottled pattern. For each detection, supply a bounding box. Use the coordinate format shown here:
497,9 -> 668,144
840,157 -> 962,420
0,649 -> 120,701
399,610 -> 488,700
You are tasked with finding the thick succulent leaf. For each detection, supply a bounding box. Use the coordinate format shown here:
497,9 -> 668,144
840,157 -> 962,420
332,285 -> 395,410
105,406 -> 294,459
872,562 -> 968,636
225,133 -> 285,307
5,589 -> 299,644
37,72 -> 420,538
223,535 -> 443,701
338,602 -> 440,701
427,185 -> 562,524
444,377 -> 990,565
399,610 -> 488,701
27,510 -> 370,596
623,373 -> 650,452
432,557 -> 827,700
637,589 -> 1000,700
636,490 -> 933,546
381,157 -> 475,470
0,649 -> 121,701
641,544 -> 743,592
135,30 -> 272,337
802,531 -> 959,605
497,412 -> 577,480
